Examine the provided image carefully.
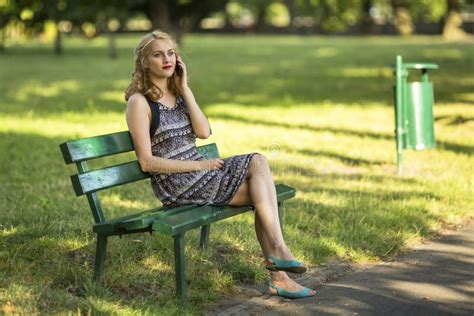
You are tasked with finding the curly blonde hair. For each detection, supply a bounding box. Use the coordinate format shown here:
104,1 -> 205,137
124,30 -> 180,101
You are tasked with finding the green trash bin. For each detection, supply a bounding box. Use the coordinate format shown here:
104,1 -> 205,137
393,55 -> 438,173
404,81 -> 435,150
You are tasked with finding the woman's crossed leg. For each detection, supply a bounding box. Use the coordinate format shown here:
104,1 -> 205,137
229,154 -> 316,296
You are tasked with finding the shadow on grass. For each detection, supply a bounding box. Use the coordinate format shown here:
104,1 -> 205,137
209,113 -> 474,156
285,197 -> 443,261
269,145 -> 389,166
0,130 -> 459,313
1,37 -> 473,118
0,131 -> 182,312
0,209 -> 195,313
435,114 -> 474,126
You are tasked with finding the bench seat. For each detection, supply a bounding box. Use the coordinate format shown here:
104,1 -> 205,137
93,184 -> 295,236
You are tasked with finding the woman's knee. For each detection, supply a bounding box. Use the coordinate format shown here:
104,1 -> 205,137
250,153 -> 269,175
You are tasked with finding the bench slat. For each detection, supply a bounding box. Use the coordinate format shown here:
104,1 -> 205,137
71,161 -> 149,196
92,204 -> 198,235
69,143 -> 221,196
152,184 -> 295,235
60,131 -> 133,164
153,205 -> 251,235
92,184 -> 295,235
119,204 -> 200,231
60,131 -> 220,165
196,143 -> 220,159
93,207 -> 162,234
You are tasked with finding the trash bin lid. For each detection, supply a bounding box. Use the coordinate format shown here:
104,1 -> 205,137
403,63 -> 438,70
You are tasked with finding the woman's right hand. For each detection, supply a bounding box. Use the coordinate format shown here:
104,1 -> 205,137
199,159 -> 224,171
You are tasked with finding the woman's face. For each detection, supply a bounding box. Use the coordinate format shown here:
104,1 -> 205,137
145,39 -> 177,79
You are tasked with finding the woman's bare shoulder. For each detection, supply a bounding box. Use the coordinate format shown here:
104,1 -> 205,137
127,93 -> 149,112
128,93 -> 148,105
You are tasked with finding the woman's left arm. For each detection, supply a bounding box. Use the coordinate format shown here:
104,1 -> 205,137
181,87 -> 211,139
175,55 -> 211,139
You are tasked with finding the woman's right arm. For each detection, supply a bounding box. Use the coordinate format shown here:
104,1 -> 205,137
125,94 -> 224,173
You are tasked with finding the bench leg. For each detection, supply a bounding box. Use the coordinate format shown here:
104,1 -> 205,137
199,225 -> 210,249
93,234 -> 107,282
174,232 -> 187,303
278,202 -> 284,236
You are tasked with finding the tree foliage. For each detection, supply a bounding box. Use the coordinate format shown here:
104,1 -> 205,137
0,0 -> 472,51
129,0 -> 229,41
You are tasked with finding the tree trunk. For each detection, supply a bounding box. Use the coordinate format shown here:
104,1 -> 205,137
147,1 -> 183,44
108,32 -> 117,59
361,0 -> 375,34
223,9 -> 234,31
284,0 -> 296,32
443,0 -> 467,40
0,27 -> 5,54
254,4 -> 267,32
54,23 -> 62,55
391,0 -> 413,35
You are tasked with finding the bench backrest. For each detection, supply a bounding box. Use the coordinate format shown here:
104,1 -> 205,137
60,131 -> 220,223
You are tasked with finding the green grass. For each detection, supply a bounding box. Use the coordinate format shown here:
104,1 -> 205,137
1,34 -> 473,314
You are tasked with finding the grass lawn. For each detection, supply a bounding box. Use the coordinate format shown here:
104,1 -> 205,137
0,33 -> 473,314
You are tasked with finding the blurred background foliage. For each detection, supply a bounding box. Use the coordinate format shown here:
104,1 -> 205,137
1,0 -> 473,56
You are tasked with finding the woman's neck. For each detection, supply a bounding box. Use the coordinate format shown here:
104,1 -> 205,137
150,76 -> 170,96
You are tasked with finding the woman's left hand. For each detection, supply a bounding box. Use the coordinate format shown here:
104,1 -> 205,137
174,54 -> 188,93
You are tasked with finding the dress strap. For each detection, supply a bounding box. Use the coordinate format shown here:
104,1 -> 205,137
145,97 -> 160,138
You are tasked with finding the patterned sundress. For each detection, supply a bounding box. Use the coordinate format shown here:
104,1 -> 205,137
146,95 -> 257,208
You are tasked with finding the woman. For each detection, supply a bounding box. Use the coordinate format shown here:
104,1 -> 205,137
124,30 -> 315,299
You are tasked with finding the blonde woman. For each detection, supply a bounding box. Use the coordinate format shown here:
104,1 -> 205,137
125,30 -> 315,299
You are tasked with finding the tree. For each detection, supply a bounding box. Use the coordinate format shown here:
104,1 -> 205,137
91,0 -> 130,59
391,0 -> 414,35
130,0 -> 229,43
2,0 -> 226,55
361,0 -> 375,34
0,0 -> 18,53
10,0 -> 97,55
294,0 -> 361,33
284,0 -> 296,31
25,0 -> 76,55
228,0 -> 279,32
443,0 -> 468,39
1,0 -> 129,55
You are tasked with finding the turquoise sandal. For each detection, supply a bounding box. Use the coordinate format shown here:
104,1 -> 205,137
265,255 -> 307,274
268,282 -> 315,299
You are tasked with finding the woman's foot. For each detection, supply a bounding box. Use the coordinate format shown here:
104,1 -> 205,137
266,245 -> 298,263
265,245 -> 307,273
265,255 -> 307,273
268,272 -> 316,297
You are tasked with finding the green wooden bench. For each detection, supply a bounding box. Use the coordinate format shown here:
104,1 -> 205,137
59,130 -> 296,301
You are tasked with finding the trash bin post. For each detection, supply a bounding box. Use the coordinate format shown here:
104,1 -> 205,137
395,55 -> 405,174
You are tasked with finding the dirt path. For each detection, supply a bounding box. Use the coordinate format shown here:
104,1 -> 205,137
208,219 -> 474,315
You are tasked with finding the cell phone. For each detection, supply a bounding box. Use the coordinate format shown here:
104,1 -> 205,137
176,54 -> 183,77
